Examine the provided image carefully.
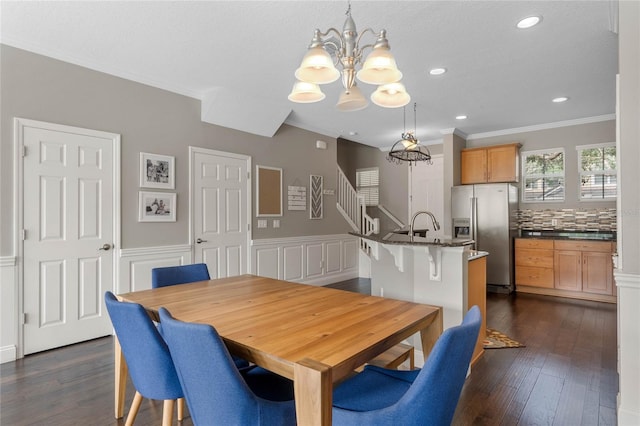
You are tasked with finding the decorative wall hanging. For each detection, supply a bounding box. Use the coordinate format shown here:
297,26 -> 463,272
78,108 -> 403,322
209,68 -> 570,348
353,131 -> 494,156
256,165 -> 283,217
310,175 -> 323,219
140,152 -> 175,189
288,185 -> 307,211
138,191 -> 176,222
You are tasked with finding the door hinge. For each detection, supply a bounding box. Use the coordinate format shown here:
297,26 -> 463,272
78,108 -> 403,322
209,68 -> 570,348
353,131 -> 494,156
21,229 -> 27,240
248,223 -> 251,231
22,146 -> 27,157
247,171 -> 251,180
22,313 -> 28,325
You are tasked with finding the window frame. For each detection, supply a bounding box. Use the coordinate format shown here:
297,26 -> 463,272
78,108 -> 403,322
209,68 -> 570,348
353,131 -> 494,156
576,142 -> 617,201
356,167 -> 379,207
521,148 -> 566,203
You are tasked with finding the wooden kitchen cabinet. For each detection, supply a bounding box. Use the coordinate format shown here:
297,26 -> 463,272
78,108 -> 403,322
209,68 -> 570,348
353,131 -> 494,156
517,238 -> 615,302
554,240 -> 614,295
515,239 -> 554,288
461,143 -> 520,184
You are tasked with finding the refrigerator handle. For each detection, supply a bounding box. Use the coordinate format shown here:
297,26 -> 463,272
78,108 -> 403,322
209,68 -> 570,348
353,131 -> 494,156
470,197 -> 478,250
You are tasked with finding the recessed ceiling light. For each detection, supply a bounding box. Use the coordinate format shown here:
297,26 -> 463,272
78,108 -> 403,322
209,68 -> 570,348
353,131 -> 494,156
348,131 -> 358,136
552,97 -> 569,103
517,16 -> 542,29
429,67 -> 447,75
456,115 -> 468,120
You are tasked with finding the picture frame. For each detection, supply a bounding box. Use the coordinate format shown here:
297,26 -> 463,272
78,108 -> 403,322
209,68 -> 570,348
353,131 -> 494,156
138,191 -> 177,222
140,152 -> 175,189
256,165 -> 283,217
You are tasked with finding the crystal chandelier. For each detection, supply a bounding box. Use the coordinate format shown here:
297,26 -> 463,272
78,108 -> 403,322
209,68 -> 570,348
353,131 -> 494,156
288,3 -> 410,111
388,103 -> 432,165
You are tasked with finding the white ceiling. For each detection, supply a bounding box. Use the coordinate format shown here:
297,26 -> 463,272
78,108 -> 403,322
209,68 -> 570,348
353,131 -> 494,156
0,1 -> 618,148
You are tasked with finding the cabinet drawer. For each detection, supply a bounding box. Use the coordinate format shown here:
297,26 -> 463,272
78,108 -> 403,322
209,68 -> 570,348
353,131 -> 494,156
515,238 -> 554,250
516,266 -> 554,288
554,240 -> 613,252
515,249 -> 554,268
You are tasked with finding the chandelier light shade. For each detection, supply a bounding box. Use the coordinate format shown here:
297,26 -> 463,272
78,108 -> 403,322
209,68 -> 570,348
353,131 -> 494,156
294,45 -> 340,84
336,84 -> 368,112
371,82 -> 411,108
288,81 -> 327,103
388,103 -> 432,165
290,3 -> 409,110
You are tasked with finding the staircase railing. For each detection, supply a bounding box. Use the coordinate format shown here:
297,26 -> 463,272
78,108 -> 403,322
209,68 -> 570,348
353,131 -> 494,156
336,167 -> 379,251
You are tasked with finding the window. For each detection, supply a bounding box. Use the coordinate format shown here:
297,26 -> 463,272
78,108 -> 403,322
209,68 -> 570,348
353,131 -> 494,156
522,149 -> 565,202
578,143 -> 616,200
356,167 -> 379,206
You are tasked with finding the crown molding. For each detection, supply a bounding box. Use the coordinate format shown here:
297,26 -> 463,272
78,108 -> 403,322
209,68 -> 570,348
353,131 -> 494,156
466,114 -> 616,141
440,128 -> 468,139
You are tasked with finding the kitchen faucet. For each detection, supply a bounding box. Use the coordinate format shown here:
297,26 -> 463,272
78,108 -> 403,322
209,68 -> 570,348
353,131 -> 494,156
409,211 -> 441,238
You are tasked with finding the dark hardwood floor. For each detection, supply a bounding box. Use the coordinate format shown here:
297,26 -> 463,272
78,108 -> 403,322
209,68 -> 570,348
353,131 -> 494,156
1,279 -> 617,425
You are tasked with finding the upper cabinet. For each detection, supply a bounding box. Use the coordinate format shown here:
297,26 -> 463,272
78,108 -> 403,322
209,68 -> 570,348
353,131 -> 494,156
461,143 -> 521,184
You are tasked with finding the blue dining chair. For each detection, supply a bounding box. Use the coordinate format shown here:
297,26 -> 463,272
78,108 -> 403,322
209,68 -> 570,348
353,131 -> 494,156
104,291 -> 184,426
158,307 -> 297,426
151,263 -> 250,370
332,305 -> 482,426
151,263 -> 210,288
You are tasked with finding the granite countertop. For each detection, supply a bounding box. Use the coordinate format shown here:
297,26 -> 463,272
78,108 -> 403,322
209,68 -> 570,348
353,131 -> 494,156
519,229 -> 616,241
350,231 -> 474,247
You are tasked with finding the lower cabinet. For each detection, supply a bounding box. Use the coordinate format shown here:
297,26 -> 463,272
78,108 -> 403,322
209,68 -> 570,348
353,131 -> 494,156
516,238 -> 615,302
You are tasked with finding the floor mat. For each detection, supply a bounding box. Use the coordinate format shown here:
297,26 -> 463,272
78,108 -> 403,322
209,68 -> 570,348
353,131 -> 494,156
483,328 -> 525,349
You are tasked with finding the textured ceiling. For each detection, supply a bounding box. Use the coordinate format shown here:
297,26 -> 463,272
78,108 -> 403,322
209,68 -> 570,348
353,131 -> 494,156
0,1 -> 618,148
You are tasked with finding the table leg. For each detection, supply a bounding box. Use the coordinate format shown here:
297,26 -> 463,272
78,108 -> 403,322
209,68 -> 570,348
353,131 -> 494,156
419,307 -> 443,360
114,335 -> 128,419
294,359 -> 332,426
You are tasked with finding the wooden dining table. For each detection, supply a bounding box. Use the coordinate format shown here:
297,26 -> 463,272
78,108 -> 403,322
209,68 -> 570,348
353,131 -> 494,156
114,274 -> 442,425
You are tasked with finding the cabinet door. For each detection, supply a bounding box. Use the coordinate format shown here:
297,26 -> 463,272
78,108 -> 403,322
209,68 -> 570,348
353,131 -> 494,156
582,251 -> 613,295
554,250 -> 582,291
487,145 -> 518,182
461,149 -> 487,184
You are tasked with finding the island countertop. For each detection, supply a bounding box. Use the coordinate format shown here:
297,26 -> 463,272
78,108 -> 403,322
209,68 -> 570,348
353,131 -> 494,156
350,231 -> 475,247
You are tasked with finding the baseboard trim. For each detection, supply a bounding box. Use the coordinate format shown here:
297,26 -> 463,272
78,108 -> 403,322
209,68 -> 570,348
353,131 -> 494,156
0,345 -> 17,364
516,286 -> 617,304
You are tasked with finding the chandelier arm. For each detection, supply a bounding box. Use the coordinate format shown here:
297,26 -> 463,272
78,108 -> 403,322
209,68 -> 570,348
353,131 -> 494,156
355,27 -> 377,48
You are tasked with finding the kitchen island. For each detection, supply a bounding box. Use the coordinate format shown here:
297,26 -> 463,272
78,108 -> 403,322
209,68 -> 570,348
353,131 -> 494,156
353,232 -> 487,365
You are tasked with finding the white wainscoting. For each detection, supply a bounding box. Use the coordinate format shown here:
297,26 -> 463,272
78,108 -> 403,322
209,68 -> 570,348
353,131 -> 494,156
1,256 -> 17,363
251,234 -> 359,286
118,245 -> 193,294
616,271 -> 640,425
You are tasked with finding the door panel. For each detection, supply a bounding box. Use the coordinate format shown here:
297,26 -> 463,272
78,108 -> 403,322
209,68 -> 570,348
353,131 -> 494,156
22,122 -> 116,355
193,149 -> 249,278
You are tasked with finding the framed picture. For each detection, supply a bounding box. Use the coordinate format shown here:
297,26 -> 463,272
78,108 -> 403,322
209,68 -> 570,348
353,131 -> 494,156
256,165 -> 283,217
138,191 -> 176,222
140,152 -> 175,189
310,174 -> 323,219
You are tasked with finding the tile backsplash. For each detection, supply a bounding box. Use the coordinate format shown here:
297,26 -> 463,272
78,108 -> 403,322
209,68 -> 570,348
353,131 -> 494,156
517,208 -> 616,231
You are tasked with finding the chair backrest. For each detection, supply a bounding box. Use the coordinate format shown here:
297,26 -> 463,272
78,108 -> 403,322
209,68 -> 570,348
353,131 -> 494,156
104,292 -> 183,400
159,308 -> 293,425
151,263 -> 210,288
394,305 -> 482,425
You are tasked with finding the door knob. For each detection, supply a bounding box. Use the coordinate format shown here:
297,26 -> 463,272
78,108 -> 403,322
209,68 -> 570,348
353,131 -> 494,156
99,243 -> 112,251
196,238 -> 208,244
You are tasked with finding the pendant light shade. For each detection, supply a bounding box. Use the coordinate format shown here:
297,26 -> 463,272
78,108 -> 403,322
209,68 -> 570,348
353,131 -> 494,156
294,46 -> 340,85
336,85 -> 368,111
288,81 -> 326,103
356,34 -> 402,85
371,82 -> 410,108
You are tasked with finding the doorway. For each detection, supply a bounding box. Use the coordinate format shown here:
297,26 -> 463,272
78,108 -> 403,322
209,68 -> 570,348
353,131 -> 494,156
16,118 -> 120,356
190,147 -> 251,278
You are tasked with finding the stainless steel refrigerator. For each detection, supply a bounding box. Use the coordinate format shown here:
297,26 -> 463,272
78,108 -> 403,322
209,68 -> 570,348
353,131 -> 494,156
451,183 -> 519,293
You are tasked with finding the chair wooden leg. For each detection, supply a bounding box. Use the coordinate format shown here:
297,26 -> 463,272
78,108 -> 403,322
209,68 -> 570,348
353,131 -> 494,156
177,398 -> 185,421
125,391 -> 143,426
162,399 -> 175,426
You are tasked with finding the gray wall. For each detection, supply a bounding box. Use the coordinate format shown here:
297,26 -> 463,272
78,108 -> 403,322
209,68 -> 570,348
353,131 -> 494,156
467,120 -> 616,210
0,45 -> 350,255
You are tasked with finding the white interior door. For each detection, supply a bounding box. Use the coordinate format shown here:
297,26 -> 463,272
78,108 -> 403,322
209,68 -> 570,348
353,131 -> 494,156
20,120 -> 118,355
191,147 -> 250,278
409,155 -> 444,237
